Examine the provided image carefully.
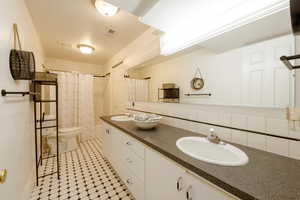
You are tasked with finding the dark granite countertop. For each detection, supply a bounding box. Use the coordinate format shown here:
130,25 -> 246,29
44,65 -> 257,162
101,116 -> 300,200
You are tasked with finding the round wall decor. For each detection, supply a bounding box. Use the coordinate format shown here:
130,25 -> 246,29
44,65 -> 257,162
191,67 -> 204,90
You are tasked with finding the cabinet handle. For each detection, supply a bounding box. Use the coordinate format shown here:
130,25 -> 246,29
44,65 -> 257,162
126,141 -> 132,146
176,177 -> 183,191
186,186 -> 192,200
126,158 -> 133,164
106,129 -> 110,134
126,178 -> 133,185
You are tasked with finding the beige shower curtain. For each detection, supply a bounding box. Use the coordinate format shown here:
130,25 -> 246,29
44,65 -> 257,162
78,74 -> 95,141
127,79 -> 149,102
53,72 -> 95,141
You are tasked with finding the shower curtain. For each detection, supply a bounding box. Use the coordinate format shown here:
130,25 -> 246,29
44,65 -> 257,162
56,72 -> 95,141
135,79 -> 149,101
127,79 -> 149,102
78,74 -> 95,141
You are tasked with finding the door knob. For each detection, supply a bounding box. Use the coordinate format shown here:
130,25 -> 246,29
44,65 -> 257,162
0,169 -> 7,184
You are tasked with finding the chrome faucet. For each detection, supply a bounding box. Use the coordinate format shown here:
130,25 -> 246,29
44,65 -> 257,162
207,128 -> 221,144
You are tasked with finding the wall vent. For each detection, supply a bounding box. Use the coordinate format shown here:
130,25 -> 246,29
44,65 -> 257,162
57,41 -> 72,48
108,29 -> 116,34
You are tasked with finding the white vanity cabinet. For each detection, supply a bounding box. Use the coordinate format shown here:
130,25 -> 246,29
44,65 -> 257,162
102,122 -> 145,200
102,122 -> 239,200
102,123 -> 121,169
145,148 -> 239,200
183,171 -> 237,200
145,148 -> 186,200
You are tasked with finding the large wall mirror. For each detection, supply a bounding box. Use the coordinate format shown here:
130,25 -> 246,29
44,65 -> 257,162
126,34 -> 296,108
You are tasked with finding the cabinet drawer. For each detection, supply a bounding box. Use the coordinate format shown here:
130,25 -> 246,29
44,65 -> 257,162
122,133 -> 145,159
122,147 -> 145,182
123,167 -> 145,200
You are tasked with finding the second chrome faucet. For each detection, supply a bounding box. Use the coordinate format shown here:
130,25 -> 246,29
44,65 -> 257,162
207,128 -> 223,144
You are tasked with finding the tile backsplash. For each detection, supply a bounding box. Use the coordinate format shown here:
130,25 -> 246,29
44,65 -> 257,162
128,102 -> 300,160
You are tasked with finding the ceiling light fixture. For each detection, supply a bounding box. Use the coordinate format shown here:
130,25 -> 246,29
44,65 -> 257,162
77,44 -> 95,54
95,0 -> 119,17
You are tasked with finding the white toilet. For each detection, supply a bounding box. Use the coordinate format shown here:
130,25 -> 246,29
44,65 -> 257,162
43,115 -> 81,154
48,127 -> 80,154
47,127 -> 81,154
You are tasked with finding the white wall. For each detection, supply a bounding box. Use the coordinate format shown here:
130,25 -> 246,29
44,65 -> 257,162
136,35 -> 295,108
105,27 -> 160,72
44,58 -> 106,124
103,28 -> 160,115
0,0 -> 45,199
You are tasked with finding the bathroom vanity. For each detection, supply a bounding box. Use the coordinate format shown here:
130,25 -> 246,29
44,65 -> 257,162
101,116 -> 300,200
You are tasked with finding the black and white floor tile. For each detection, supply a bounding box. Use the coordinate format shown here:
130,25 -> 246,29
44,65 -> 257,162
30,138 -> 134,200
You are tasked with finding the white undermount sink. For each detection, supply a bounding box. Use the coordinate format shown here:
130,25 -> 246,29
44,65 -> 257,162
110,115 -> 133,122
176,137 -> 249,166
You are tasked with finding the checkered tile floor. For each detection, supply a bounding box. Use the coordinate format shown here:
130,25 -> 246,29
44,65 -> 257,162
30,138 -> 134,200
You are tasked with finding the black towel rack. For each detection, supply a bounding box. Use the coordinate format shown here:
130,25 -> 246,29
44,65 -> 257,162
1,89 -> 39,97
280,55 -> 300,70
124,74 -> 151,80
1,89 -> 30,96
184,93 -> 212,96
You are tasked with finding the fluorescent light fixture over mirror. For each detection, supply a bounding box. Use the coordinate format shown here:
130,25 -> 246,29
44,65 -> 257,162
95,0 -> 119,17
77,44 -> 95,54
141,0 -> 289,55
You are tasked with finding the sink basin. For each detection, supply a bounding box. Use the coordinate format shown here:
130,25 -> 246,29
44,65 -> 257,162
110,115 -> 133,122
176,137 -> 249,166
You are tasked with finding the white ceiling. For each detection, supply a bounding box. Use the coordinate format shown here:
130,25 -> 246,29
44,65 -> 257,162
25,0 -> 149,65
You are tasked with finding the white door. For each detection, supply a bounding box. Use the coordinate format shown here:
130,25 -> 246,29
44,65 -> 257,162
145,149 -> 185,200
242,35 -> 295,107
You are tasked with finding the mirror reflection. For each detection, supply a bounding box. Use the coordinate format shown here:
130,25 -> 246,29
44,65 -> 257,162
127,34 -> 295,108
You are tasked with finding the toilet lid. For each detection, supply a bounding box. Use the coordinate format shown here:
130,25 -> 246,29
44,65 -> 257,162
59,127 -> 81,133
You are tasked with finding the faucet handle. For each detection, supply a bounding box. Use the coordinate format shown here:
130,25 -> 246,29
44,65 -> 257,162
207,128 -> 222,144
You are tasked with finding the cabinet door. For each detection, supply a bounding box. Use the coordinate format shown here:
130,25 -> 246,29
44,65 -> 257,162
110,127 -> 123,172
122,166 -> 145,200
102,123 -> 111,158
145,149 -> 185,200
184,172 -> 238,200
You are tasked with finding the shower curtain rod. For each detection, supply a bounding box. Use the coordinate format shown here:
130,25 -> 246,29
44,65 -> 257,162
124,75 -> 151,80
42,64 -> 110,78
